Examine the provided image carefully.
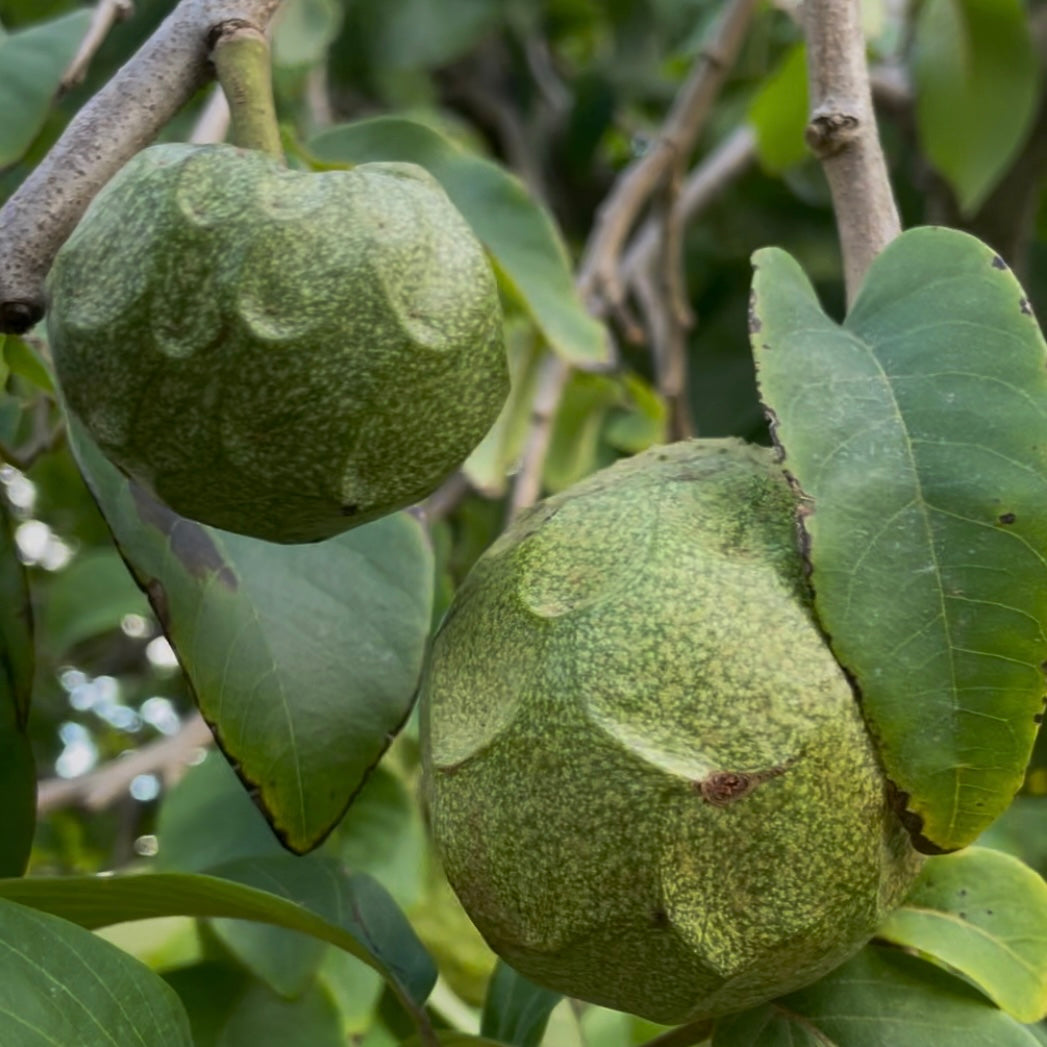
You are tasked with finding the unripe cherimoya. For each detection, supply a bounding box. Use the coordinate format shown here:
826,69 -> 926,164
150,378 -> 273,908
421,439 -> 921,1024
47,143 -> 508,543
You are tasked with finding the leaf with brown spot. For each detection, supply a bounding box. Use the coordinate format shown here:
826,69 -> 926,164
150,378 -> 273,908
68,419 -> 433,854
750,227 -> 1047,852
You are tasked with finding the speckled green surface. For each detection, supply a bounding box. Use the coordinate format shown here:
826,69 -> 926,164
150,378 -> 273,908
420,439 -> 922,1024
46,143 -> 508,543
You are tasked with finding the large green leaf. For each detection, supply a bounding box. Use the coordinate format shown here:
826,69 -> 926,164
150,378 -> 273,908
480,961 -> 561,1047
879,847 -> 1047,1021
69,420 -> 434,854
749,227 -> 1047,852
913,0 -> 1039,214
0,499 -> 34,877
0,10 -> 91,168
713,946 -> 1043,1046
309,117 -> 608,367
0,895 -> 193,1046
0,856 -> 437,1025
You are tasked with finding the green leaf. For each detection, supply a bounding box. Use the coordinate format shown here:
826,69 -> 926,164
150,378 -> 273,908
309,117 -> 608,366
748,44 -> 809,173
879,847 -> 1047,1021
0,895 -> 193,1046
543,370 -> 622,491
41,546 -> 150,655
334,765 -> 427,910
913,0 -> 1040,214
0,499 -> 34,877
0,10 -> 91,168
713,945 -> 1043,1046
749,227 -> 1047,851
272,0 -> 343,68
154,751 -> 284,873
163,962 -> 250,1047
480,961 -> 561,1047
68,420 -> 434,854
218,978 -> 344,1047
365,0 -> 503,70
463,322 -> 545,497
0,856 -> 437,1022
4,336 -> 55,393
0,498 -> 32,728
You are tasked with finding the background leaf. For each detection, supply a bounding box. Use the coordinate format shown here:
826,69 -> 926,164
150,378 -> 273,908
879,847 -> 1047,1021
0,10 -> 90,168
0,895 -> 193,1046
41,546 -> 150,656
480,961 -> 562,1047
0,498 -> 34,877
748,44 -> 808,173
69,420 -> 433,854
309,117 -> 608,366
750,227 -> 1047,851
713,946 -> 1043,1046
0,856 -> 438,1020
913,0 -> 1040,213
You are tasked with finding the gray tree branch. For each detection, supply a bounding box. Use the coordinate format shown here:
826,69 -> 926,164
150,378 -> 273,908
803,0 -> 901,304
0,0 -> 285,334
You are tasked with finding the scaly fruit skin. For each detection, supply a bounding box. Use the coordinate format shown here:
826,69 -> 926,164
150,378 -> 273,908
47,143 -> 508,543
421,439 -> 921,1025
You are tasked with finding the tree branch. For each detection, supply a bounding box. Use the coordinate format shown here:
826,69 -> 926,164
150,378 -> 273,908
803,0 -> 901,304
576,0 -> 759,320
36,713 -> 214,815
0,0 -> 285,335
61,0 -> 136,90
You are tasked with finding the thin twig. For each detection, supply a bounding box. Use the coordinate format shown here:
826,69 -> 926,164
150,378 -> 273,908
61,0 -> 136,90
802,0 -> 901,304
422,471 -> 471,524
36,713 -> 214,815
509,3 -> 758,514
576,0 -> 759,321
622,125 -> 756,284
508,353 -> 570,517
648,159 -> 695,439
188,82 -> 232,144
0,0 -> 285,334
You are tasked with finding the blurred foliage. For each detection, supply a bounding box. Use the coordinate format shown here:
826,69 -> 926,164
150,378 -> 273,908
1,0 -> 1046,1044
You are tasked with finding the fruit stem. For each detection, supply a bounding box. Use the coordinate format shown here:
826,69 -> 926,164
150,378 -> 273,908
210,22 -> 284,162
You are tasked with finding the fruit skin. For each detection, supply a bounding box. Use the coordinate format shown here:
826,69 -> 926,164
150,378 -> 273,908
420,439 -> 921,1025
46,143 -> 508,543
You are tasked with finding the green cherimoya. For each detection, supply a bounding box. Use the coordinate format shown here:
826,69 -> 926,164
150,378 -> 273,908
421,439 -> 922,1024
46,143 -> 508,543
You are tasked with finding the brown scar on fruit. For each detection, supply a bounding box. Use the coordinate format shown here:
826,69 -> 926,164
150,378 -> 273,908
695,758 -> 797,807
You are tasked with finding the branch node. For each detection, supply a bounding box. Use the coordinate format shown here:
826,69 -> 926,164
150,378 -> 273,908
805,106 -> 861,155
1,301 -> 44,334
206,17 -> 258,52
